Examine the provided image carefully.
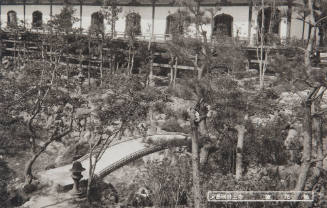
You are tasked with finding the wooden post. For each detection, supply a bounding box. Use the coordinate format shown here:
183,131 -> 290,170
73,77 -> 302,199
151,0 -> 156,40
88,36 -> 91,88
23,0 -> 26,28
248,0 -> 253,44
80,0 -> 83,32
0,0 -> 2,29
50,0 -> 53,20
100,35 -> 103,86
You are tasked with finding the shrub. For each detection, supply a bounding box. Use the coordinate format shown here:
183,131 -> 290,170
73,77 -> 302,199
0,159 -> 12,207
161,119 -> 190,134
244,119 -> 288,166
138,151 -> 192,207
152,102 -> 165,114
167,84 -> 195,101
180,109 -> 190,121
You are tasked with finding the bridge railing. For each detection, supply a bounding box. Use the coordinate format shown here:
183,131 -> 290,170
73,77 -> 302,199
97,145 -> 166,178
77,133 -> 190,163
96,137 -> 191,178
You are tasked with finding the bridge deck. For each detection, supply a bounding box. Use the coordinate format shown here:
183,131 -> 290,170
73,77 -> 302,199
38,134 -> 189,189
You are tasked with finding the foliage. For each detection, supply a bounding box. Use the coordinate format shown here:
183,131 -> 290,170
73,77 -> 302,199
0,45 -> 86,184
102,0 -> 122,36
78,74 -> 163,201
204,173 -> 286,208
206,75 -> 247,131
161,118 -> 190,134
269,49 -> 307,87
210,43 -> 247,74
0,72 -> 32,154
0,115 -> 30,155
167,83 -> 196,100
96,75 -> 163,129
48,4 -> 78,34
138,151 -> 192,207
0,159 -> 13,207
244,118 -> 289,166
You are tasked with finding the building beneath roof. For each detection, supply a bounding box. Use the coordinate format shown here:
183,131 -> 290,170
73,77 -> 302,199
0,0 -> 310,43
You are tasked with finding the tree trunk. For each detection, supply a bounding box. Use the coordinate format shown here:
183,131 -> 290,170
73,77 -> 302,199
25,138 -> 56,184
200,143 -> 215,165
147,55 -> 154,87
316,116 -> 323,171
191,122 -> 201,208
79,49 -> 83,75
169,56 -> 174,86
110,55 -> 115,74
259,0 -> 265,90
147,29 -> 154,87
173,57 -> 178,87
293,1 -> 318,199
248,0 -> 253,44
197,65 -> 205,80
304,0 -> 317,87
302,16 -> 306,42
127,48 -> 131,75
235,124 -> 246,180
116,61 -> 119,73
100,37 -> 103,87
293,99 -> 312,199
88,37 -> 91,89
194,54 -> 205,80
199,119 -> 208,136
130,51 -> 135,75
111,18 -> 115,39
87,144 -> 93,202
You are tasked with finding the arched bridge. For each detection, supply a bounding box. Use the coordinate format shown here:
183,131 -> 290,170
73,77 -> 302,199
38,133 -> 191,189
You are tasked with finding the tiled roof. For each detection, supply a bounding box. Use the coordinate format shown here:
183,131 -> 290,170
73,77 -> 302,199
0,0 -> 303,6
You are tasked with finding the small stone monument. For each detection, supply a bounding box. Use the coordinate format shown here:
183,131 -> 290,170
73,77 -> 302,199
70,161 -> 86,197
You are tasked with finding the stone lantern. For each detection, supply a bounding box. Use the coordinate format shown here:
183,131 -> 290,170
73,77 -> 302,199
70,161 -> 86,197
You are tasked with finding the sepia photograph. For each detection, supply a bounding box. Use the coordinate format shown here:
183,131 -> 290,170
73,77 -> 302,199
0,0 -> 326,207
